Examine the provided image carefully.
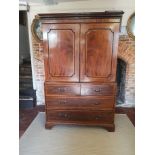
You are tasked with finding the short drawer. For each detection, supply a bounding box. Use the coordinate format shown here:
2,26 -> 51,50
45,83 -> 80,96
81,83 -> 116,96
45,96 -> 115,109
46,110 -> 114,124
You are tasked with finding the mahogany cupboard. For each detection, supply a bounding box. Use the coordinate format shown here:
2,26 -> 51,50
38,11 -> 124,131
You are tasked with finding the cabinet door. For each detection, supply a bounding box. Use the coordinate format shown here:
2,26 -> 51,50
43,24 -> 80,82
80,23 -> 120,82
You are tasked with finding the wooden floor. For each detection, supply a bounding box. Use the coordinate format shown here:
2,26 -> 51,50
19,106 -> 135,138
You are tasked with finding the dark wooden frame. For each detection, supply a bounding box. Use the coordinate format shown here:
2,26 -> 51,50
37,11 -> 124,19
31,18 -> 43,42
127,12 -> 135,40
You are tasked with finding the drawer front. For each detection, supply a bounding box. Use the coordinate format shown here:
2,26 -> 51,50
46,97 -> 115,109
47,110 -> 114,123
81,83 -> 116,96
45,84 -> 80,96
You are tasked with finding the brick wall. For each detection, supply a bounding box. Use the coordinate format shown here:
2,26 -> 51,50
32,34 -> 135,107
118,35 -> 135,106
32,37 -> 45,105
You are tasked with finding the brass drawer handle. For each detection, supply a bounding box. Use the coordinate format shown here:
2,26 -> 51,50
95,115 -> 103,120
59,100 -> 67,104
95,89 -> 101,92
64,113 -> 69,118
94,102 -> 100,105
58,88 -> 65,92
58,113 -> 70,118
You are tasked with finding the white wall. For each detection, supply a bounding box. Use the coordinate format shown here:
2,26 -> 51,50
28,0 -> 135,25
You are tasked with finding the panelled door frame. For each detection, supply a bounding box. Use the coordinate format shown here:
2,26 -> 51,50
80,23 -> 120,82
43,23 -> 80,82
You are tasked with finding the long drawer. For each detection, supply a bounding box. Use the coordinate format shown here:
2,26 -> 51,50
81,83 -> 116,96
46,110 -> 114,124
45,96 -> 115,109
45,83 -> 80,96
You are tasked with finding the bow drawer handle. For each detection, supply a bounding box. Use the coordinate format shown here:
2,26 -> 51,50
94,102 -> 100,105
95,115 -> 103,120
59,100 -> 67,104
95,89 -> 101,92
58,88 -> 65,92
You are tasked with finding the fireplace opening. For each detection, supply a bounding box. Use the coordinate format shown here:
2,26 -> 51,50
116,58 -> 127,105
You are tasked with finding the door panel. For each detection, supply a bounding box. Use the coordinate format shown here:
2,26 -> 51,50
80,23 -> 120,82
86,29 -> 113,77
43,24 -> 80,82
